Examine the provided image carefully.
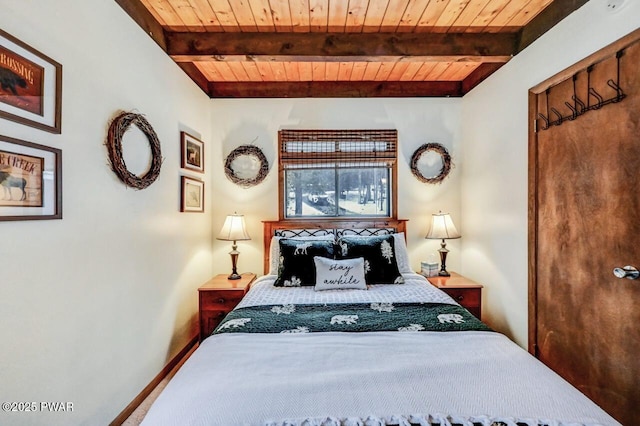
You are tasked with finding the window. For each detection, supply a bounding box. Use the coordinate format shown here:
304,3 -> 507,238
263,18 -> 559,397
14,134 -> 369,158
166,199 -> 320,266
278,129 -> 397,219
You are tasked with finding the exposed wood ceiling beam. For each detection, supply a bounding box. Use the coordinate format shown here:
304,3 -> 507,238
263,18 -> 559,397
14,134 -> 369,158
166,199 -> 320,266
115,0 -> 167,51
173,54 -> 509,63
208,81 -> 463,98
517,0 -> 590,53
167,33 -> 517,63
462,63 -> 505,94
115,0 -> 588,99
177,63 -> 209,94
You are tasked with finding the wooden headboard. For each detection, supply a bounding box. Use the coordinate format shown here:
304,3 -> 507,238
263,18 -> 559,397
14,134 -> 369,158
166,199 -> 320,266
262,218 -> 407,274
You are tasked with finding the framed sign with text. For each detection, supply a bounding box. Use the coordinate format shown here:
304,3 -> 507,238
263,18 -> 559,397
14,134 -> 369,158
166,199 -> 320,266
0,135 -> 62,221
0,29 -> 62,133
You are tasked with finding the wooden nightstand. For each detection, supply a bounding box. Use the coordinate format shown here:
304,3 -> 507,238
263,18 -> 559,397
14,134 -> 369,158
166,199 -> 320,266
198,273 -> 256,341
426,272 -> 483,319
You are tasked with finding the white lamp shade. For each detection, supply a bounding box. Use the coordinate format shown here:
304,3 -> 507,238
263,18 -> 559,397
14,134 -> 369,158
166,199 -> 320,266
425,212 -> 461,240
216,214 -> 251,241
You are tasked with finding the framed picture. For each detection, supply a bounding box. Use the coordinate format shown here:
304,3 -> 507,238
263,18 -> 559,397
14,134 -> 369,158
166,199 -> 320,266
180,131 -> 204,173
0,29 -> 62,133
0,134 -> 62,221
180,176 -> 204,213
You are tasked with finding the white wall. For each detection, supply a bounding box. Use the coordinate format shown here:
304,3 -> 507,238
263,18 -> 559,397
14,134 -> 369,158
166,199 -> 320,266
0,1 -> 213,424
460,0 -> 640,347
5,1 -> 632,423
209,98 -> 463,277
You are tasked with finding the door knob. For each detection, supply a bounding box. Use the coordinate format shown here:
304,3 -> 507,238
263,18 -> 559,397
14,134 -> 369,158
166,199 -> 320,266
613,265 -> 639,280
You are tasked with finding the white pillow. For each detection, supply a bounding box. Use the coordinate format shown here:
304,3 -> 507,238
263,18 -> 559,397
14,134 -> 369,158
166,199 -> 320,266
392,232 -> 412,273
268,234 -> 335,275
314,256 -> 367,291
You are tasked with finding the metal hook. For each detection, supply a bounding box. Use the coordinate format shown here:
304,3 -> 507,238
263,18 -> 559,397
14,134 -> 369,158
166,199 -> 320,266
586,65 -> 596,110
550,108 -> 564,125
566,74 -> 583,120
564,102 -> 579,120
588,88 -> 604,109
606,79 -> 626,102
572,95 -> 586,114
537,50 -> 626,131
537,113 -> 550,130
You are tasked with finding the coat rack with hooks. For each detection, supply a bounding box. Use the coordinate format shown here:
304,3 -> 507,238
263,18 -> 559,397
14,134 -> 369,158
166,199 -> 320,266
537,50 -> 626,131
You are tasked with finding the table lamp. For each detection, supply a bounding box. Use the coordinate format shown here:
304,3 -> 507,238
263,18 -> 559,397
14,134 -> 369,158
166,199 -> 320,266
216,213 -> 251,280
425,211 -> 461,277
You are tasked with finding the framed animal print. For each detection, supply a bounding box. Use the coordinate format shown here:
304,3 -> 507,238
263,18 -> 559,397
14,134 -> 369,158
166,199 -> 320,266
0,134 -> 62,221
180,131 -> 204,173
180,176 -> 204,213
0,29 -> 62,133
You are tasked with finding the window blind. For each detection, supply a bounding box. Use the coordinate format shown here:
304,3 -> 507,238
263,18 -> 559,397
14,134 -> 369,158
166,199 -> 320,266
279,129 -> 397,169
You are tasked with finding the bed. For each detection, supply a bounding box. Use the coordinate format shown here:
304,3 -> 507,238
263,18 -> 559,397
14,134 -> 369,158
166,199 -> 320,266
141,219 -> 620,426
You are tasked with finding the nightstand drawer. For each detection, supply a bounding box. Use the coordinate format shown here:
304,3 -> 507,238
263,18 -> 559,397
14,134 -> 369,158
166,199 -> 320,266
202,310 -> 229,334
441,288 -> 480,307
198,273 -> 256,341
200,291 -> 245,310
426,272 -> 483,320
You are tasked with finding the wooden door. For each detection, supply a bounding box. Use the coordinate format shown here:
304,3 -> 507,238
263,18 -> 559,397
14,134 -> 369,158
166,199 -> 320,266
529,30 -> 640,426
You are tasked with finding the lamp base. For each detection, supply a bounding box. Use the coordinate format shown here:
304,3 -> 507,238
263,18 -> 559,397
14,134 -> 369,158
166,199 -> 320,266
227,244 -> 241,280
438,239 -> 451,277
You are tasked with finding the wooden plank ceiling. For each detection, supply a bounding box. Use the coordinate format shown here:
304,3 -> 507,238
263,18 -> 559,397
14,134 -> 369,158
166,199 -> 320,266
117,0 -> 588,97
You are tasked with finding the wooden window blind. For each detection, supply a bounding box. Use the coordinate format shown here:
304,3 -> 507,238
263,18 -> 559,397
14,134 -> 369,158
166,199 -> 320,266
279,129 -> 397,169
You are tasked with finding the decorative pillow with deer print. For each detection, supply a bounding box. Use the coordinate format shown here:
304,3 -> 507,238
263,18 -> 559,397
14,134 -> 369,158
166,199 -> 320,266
336,235 -> 404,285
274,239 -> 335,287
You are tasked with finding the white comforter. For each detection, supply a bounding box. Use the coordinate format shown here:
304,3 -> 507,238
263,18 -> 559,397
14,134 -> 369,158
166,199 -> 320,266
141,275 -> 620,426
238,274 -> 456,308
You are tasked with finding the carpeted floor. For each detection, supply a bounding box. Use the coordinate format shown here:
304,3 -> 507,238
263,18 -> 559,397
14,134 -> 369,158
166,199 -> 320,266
121,345 -> 196,425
